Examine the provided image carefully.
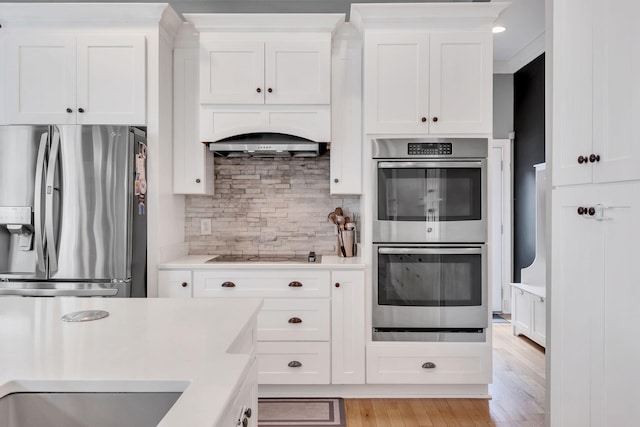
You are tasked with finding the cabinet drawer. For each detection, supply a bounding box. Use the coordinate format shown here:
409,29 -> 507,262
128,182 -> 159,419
257,342 -> 330,384
193,269 -> 330,298
366,344 -> 491,384
158,270 -> 192,298
258,299 -> 330,342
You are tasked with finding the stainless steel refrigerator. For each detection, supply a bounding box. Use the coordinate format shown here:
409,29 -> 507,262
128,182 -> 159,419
0,125 -> 146,297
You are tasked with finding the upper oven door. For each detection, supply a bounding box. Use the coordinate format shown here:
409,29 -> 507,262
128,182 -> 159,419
374,160 -> 487,243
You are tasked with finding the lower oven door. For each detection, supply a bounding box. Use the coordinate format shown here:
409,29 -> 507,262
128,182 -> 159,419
373,244 -> 488,333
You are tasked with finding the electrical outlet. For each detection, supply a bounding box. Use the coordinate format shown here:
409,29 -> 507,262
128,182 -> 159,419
200,218 -> 212,236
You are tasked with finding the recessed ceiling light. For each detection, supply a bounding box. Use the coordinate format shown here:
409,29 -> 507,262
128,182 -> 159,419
492,26 -> 506,34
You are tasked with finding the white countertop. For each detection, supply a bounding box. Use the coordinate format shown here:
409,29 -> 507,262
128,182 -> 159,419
0,297 -> 262,427
158,254 -> 365,270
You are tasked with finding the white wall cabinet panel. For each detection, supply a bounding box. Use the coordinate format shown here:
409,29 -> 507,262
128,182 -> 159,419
363,31 -> 491,135
364,32 -> 429,134
331,270 -> 365,384
200,39 -> 330,106
553,0 -> 640,186
330,35 -> 362,195
173,46 -> 214,195
6,34 -> 76,125
158,270 -> 192,298
75,35 -> 146,125
531,295 -> 546,346
200,40 -> 264,105
5,33 -> 145,125
265,40 -> 331,105
512,288 -> 532,337
429,32 -> 492,134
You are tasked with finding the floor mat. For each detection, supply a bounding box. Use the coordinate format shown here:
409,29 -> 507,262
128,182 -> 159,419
258,398 -> 345,427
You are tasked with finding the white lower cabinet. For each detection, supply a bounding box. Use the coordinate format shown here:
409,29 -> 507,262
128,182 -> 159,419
217,358 -> 258,427
512,286 -> 546,348
366,343 -> 491,384
257,342 -> 330,385
331,270 -> 365,384
157,270 -> 192,298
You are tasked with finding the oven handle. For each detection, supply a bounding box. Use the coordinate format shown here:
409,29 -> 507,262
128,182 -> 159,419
377,161 -> 483,169
378,247 -> 483,256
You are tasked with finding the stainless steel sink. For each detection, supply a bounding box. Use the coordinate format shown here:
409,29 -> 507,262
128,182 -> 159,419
0,392 -> 182,427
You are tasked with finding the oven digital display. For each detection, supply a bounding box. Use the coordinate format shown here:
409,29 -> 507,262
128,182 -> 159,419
407,142 -> 452,156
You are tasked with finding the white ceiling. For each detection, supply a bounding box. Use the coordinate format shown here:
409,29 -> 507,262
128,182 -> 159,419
3,0 -> 545,73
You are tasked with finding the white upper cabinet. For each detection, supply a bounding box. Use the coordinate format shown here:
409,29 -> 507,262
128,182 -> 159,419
353,3 -> 503,136
5,33 -> 145,125
200,39 -> 331,106
553,0 -> 640,186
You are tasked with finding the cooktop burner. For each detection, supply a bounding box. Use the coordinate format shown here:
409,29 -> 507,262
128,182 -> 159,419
209,253 -> 320,264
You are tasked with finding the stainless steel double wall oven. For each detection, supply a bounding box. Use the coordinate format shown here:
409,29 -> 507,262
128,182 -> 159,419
372,138 -> 489,342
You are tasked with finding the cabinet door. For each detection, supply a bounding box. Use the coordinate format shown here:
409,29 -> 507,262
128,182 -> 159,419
76,35 -> 146,125
598,182 -> 640,426
429,32 -> 492,134
531,296 -> 546,347
331,270 -> 365,384
591,0 -> 640,184
330,40 -> 362,195
363,32 -> 429,134
5,33 -> 76,124
158,270 -> 192,298
264,39 -> 331,105
174,47 -> 214,195
550,185 -> 603,426
552,0 -> 594,186
512,288 -> 532,336
200,40 -> 264,104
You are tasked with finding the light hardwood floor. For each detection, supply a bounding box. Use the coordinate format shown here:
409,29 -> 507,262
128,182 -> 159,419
345,322 -> 546,426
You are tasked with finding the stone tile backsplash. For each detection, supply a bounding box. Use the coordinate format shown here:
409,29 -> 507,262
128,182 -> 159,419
185,155 -> 360,256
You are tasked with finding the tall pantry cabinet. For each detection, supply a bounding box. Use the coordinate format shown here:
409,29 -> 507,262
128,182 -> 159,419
551,0 -> 640,425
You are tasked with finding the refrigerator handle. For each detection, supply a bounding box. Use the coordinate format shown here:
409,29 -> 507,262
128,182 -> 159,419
34,132 -> 48,273
45,129 -> 60,274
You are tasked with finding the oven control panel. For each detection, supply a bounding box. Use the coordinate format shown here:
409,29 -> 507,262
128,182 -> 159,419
407,142 -> 453,156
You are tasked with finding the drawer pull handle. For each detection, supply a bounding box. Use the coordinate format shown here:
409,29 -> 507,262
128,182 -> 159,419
244,408 -> 252,418
288,361 -> 302,368
221,281 -> 236,288
288,317 -> 302,324
422,362 -> 437,369
288,281 -> 303,288
181,282 -> 188,288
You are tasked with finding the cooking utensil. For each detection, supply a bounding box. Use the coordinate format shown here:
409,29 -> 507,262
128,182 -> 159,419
335,215 -> 347,257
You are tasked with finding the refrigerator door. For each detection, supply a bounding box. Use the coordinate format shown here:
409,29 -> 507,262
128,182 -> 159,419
48,125 -> 133,281
0,125 -> 49,280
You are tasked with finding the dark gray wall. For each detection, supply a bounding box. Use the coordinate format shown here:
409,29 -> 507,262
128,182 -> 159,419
493,74 -> 514,139
513,53 -> 545,282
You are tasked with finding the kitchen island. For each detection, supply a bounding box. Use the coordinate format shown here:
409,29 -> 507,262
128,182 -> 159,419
0,297 -> 262,427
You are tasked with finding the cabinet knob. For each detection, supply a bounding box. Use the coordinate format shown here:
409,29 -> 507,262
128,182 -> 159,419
334,178 -> 339,183
335,282 -> 340,288
288,281 -> 303,288
195,178 -> 201,183
588,207 -> 596,216
288,360 -> 302,368
242,417 -> 248,427
577,207 -> 586,215
589,154 -> 601,163
66,108 -> 73,113
421,362 -> 436,369
78,107 -> 85,113
539,297 -> 544,302
267,88 -> 273,93
244,408 -> 252,418
432,117 -> 438,122
288,317 -> 302,324
256,88 -> 262,93
577,155 -> 589,164
421,117 -> 427,123
181,282 -> 188,288
221,281 -> 236,288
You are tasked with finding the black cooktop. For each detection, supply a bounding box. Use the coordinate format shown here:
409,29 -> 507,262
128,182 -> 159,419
209,253 -> 320,263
